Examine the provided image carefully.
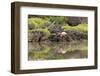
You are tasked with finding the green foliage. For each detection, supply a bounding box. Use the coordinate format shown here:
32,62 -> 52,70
62,23 -> 87,32
28,18 -> 50,29
28,16 -> 88,42
77,23 -> 88,32
49,16 -> 68,24
31,28 -> 51,37
28,16 -> 88,60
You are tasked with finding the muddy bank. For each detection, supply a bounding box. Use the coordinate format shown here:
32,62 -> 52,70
49,30 -> 87,42
28,30 -> 87,42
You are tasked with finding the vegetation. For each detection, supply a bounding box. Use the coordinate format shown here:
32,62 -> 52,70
28,15 -> 88,42
28,15 -> 88,60
62,23 -> 87,32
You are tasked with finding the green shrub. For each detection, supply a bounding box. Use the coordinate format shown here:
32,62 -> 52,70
31,28 -> 51,37
77,23 -> 88,32
61,23 -> 87,32
49,16 -> 68,24
28,18 -> 50,29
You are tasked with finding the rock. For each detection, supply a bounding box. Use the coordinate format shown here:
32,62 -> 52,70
67,17 -> 87,26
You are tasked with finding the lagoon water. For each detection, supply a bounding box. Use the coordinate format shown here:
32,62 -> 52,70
28,40 -> 87,61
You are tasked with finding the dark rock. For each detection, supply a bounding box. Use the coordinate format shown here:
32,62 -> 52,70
67,17 -> 88,26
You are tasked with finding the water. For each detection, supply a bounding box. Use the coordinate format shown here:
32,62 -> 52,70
28,40 -> 88,61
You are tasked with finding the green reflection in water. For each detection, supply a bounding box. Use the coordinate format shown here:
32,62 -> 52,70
28,40 -> 88,61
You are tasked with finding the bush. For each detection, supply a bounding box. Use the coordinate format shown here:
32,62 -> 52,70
49,16 -> 68,25
61,23 -> 87,32
31,28 -> 51,37
28,18 -> 50,29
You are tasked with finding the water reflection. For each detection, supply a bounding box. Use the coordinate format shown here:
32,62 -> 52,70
28,40 -> 88,60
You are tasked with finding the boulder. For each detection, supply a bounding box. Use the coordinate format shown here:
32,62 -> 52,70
67,17 -> 87,26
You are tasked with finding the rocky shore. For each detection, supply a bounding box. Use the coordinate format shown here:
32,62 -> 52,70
28,30 -> 87,42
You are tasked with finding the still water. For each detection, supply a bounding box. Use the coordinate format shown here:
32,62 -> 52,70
28,40 -> 88,61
